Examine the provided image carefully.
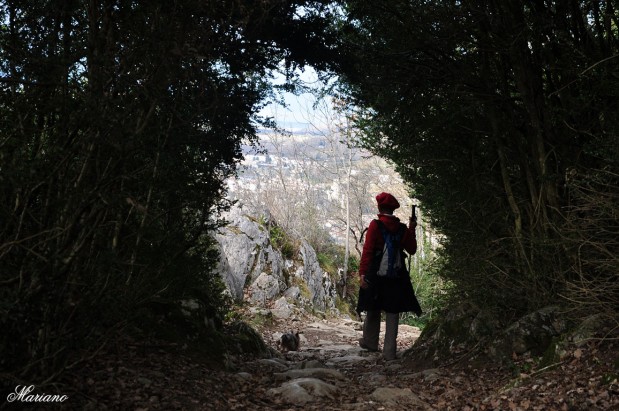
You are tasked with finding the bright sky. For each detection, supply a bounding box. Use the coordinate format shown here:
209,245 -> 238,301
258,66 -> 333,134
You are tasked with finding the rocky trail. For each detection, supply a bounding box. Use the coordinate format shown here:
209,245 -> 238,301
60,311 -> 618,411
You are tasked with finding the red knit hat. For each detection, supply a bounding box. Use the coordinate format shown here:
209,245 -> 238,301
376,192 -> 400,211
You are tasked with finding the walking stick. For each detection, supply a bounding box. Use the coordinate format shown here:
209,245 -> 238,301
407,204 -> 417,274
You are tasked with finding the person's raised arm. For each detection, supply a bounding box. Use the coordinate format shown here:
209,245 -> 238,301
402,217 -> 417,255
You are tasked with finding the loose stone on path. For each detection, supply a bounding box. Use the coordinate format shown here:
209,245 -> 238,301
254,315 -> 428,408
274,367 -> 346,382
267,377 -> 339,405
370,387 -> 432,409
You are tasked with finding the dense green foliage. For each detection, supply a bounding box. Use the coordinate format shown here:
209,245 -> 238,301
2,0 -> 617,385
0,0 -> 339,381
336,1 -> 619,319
403,232 -> 448,329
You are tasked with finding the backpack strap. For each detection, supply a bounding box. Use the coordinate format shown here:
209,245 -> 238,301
375,220 -> 404,244
375,220 -> 405,277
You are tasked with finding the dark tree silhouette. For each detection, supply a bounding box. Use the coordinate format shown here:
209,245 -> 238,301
0,0 -> 340,381
335,0 -> 619,318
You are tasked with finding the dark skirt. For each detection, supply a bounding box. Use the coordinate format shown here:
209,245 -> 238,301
356,275 -> 422,316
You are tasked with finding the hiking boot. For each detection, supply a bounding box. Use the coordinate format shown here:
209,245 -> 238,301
358,338 -> 379,352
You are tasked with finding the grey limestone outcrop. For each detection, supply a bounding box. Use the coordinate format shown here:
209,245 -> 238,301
214,203 -> 338,313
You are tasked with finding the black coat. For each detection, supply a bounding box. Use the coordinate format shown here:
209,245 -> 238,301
357,274 -> 422,315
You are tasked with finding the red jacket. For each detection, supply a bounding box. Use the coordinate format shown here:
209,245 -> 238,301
359,214 -> 417,279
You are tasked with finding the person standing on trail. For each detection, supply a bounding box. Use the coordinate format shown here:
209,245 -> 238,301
356,192 -> 422,361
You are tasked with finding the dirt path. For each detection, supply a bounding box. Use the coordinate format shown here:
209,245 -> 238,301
237,314 -> 617,411
226,314 -> 434,410
61,313 -> 618,410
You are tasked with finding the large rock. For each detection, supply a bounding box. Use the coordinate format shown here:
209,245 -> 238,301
296,240 -> 338,311
215,205 -> 284,300
486,305 -> 568,360
404,304 -> 570,369
214,204 -> 339,313
249,272 -> 281,304
271,297 -> 294,319
568,313 -> 608,346
403,303 -> 493,370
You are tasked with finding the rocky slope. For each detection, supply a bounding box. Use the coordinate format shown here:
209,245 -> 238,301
214,203 -> 339,316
